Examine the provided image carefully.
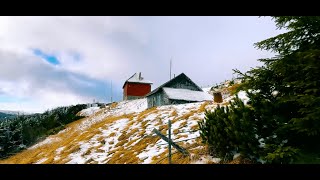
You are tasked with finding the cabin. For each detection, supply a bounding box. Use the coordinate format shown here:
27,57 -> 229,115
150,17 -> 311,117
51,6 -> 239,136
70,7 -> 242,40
146,73 -> 212,108
123,72 -> 153,100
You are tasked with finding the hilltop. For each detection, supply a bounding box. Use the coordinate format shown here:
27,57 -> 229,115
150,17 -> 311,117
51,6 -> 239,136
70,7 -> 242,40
0,82 -> 247,164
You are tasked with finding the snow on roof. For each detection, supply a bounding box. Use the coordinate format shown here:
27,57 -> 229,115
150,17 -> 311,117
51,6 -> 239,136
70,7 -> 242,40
163,87 -> 213,102
201,87 -> 212,94
146,73 -> 202,97
125,72 -> 153,85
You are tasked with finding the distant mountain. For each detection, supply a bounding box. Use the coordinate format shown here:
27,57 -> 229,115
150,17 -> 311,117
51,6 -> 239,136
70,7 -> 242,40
0,112 -> 17,120
0,110 -> 32,120
0,110 -> 22,115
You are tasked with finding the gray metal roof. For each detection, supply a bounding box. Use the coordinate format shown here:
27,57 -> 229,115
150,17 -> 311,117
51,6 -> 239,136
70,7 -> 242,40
146,73 -> 203,97
163,87 -> 212,102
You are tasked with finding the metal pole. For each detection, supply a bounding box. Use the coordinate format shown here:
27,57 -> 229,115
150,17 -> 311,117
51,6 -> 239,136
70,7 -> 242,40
168,120 -> 172,164
111,80 -> 113,103
170,58 -> 172,80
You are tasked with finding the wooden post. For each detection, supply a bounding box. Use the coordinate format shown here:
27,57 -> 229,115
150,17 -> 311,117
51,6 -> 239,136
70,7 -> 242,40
168,120 -> 172,164
152,128 -> 189,156
213,91 -> 223,103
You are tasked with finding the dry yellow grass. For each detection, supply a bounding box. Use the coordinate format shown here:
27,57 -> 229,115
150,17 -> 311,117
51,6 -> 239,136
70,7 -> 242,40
110,102 -> 118,109
171,110 -> 178,117
180,110 -> 197,120
221,101 -> 230,106
198,101 -> 210,113
126,119 -> 136,127
175,134 -> 188,139
228,156 -> 254,164
107,136 -> 160,164
96,136 -> 105,142
85,158 -> 98,164
140,120 -> 149,129
107,149 -> 140,164
189,145 -> 211,163
115,139 -> 128,147
179,121 -> 188,128
151,148 -> 191,164
107,132 -> 115,138
191,116 -> 202,121
126,138 -> 139,147
171,153 -> 191,164
150,149 -> 169,164
171,117 -> 180,124
0,113 -> 133,164
83,146 -> 95,156
127,128 -> 139,137
226,83 -> 241,95
190,124 -> 199,131
154,118 -> 163,126
0,100 -> 213,164
137,107 -> 158,120
95,148 -> 105,153
118,132 -> 127,142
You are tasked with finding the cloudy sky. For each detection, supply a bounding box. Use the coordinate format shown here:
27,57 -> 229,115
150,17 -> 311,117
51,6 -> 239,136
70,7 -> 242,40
0,16 -> 285,113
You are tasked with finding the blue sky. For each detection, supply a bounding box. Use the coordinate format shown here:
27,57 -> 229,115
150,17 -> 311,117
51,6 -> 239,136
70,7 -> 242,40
0,16 -> 285,112
33,49 -> 61,65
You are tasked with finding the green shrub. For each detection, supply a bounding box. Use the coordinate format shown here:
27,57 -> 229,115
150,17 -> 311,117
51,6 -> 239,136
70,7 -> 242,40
199,96 -> 259,162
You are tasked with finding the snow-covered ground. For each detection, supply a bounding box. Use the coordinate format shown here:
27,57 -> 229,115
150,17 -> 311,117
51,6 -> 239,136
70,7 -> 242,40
1,84 -> 250,164
7,98 -> 217,164
79,107 -> 100,117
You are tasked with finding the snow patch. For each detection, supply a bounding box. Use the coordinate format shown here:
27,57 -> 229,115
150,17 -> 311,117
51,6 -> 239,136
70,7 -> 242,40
233,153 -> 241,160
138,142 -> 166,164
191,155 -> 220,164
238,91 -> 250,104
79,107 -> 100,117
56,146 -> 65,154
29,137 -> 60,149
35,158 -> 48,164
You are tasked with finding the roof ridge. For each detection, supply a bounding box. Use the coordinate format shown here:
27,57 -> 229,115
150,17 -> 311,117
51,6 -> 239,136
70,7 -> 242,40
146,73 -> 202,97
122,72 -> 153,88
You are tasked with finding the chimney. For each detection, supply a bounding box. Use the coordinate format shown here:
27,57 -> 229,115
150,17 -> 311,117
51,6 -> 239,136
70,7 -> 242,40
139,72 -> 142,80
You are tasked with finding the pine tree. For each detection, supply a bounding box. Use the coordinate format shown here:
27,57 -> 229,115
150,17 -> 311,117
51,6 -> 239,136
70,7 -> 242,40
234,16 -> 320,163
200,16 -> 320,164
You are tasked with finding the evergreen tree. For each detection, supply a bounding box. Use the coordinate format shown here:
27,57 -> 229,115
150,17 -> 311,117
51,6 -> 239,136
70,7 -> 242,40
200,16 -> 320,163
234,16 -> 320,163
0,104 -> 86,159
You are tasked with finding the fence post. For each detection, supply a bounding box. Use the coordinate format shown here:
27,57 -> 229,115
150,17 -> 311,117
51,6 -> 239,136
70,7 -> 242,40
168,120 -> 172,164
152,128 -> 189,156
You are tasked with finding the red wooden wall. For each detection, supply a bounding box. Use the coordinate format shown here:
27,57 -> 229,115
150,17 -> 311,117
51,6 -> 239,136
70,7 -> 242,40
123,83 -> 151,97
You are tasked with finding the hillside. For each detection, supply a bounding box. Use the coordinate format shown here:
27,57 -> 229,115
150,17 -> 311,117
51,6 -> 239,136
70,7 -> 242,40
0,83 -> 245,164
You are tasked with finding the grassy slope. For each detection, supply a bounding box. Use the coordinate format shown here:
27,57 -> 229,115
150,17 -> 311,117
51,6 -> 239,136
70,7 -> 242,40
0,101 -> 217,164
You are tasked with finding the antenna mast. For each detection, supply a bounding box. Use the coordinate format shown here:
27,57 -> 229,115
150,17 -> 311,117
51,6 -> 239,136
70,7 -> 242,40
110,80 -> 113,103
170,57 -> 172,80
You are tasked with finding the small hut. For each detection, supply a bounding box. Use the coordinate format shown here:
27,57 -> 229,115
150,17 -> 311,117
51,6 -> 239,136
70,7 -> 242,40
123,72 -> 153,100
146,73 -> 212,108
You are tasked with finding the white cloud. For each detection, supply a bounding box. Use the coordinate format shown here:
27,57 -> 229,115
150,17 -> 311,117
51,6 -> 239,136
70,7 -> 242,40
0,16 -> 148,81
0,92 -> 90,113
0,16 -> 151,112
0,50 -> 94,112
0,16 -> 285,112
